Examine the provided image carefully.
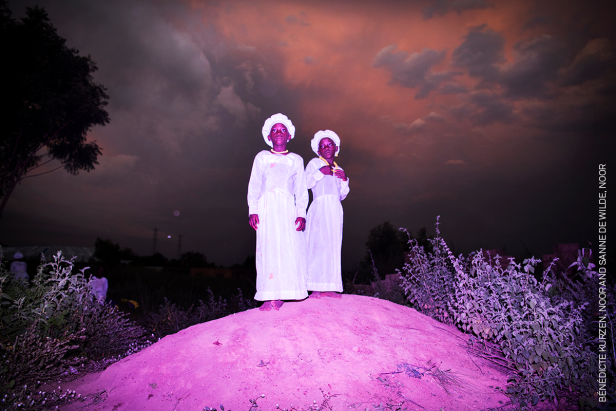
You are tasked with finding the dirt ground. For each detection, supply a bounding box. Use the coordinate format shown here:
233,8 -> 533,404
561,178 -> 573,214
57,295 -> 514,410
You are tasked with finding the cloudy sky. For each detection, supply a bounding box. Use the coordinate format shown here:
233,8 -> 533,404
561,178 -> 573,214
2,0 -> 614,268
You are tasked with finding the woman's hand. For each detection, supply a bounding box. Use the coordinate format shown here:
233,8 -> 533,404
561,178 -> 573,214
334,169 -> 347,181
249,214 -> 259,230
319,165 -> 333,175
295,217 -> 306,232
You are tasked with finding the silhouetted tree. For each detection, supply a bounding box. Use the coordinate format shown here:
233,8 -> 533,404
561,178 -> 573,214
412,227 -> 433,253
230,255 -> 255,270
354,223 -> 434,284
353,222 -> 406,283
0,1 -> 109,218
92,238 -> 121,268
180,251 -> 213,268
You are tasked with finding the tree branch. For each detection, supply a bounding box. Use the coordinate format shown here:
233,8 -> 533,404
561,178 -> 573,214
24,156 -> 55,173
14,120 -> 74,179
21,164 -> 64,180
6,130 -> 23,168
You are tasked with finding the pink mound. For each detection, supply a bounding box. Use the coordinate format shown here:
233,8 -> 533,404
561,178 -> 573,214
61,295 -> 509,410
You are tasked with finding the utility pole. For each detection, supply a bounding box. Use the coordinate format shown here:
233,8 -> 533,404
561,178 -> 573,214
178,234 -> 182,260
152,227 -> 158,255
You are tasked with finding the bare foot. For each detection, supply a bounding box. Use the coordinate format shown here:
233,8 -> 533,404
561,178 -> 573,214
272,300 -> 284,310
259,301 -> 272,311
309,291 -> 321,299
323,292 -> 342,299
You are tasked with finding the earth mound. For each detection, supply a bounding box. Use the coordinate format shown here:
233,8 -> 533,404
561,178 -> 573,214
61,295 -> 509,410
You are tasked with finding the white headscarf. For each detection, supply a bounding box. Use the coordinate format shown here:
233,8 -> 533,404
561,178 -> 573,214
311,130 -> 341,156
261,113 -> 296,148
13,252 -> 23,259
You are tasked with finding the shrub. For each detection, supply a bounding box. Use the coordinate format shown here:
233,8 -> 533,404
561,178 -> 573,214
399,217 -> 609,409
144,288 -> 257,339
0,249 -> 149,396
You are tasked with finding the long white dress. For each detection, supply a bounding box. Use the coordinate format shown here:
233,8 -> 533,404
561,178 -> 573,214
247,151 -> 309,301
304,158 -> 350,292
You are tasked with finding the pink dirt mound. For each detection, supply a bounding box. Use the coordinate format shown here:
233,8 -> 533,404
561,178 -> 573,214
61,295 -> 509,410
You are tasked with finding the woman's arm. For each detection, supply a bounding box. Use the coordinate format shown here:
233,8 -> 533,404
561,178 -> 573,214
247,153 -> 264,227
305,158 -> 326,189
294,155 -> 308,223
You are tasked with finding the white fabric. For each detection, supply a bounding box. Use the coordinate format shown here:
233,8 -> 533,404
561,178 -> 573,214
9,261 -> 28,281
261,113 -> 296,148
247,151 -> 309,301
311,130 -> 341,156
90,276 -> 108,301
304,157 -> 350,292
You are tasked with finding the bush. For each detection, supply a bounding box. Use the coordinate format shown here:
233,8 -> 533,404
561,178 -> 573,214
0,249 -> 150,399
144,288 -> 257,339
399,217 -> 611,409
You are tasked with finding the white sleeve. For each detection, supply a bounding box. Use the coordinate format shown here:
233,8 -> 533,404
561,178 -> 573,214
340,174 -> 350,201
294,156 -> 308,218
247,153 -> 264,216
305,158 -> 325,189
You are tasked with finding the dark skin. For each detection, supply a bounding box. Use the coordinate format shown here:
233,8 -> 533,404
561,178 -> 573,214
318,137 -> 347,181
248,123 -> 306,232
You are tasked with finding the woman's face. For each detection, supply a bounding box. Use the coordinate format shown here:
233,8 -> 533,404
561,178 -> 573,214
318,137 -> 337,159
268,123 -> 290,146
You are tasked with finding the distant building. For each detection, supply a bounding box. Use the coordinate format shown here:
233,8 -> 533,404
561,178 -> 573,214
1,246 -> 95,263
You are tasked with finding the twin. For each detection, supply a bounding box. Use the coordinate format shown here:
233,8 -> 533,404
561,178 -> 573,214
247,113 -> 350,312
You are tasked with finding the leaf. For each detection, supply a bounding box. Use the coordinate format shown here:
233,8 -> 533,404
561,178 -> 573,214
532,395 -> 539,406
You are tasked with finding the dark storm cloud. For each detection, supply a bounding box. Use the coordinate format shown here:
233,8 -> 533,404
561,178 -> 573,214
522,15 -> 553,31
466,91 -> 515,125
446,91 -> 514,125
521,100 -> 616,134
440,83 -> 468,94
423,0 -> 492,19
372,45 -> 451,98
500,35 -> 573,99
561,39 -> 615,86
452,25 -> 505,84
385,111 -> 447,135
3,0 -> 614,270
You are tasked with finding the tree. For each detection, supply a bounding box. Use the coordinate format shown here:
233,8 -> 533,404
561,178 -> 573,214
354,221 -> 408,283
355,222 -> 434,284
0,1 -> 109,218
92,237 -> 121,268
180,251 -> 213,268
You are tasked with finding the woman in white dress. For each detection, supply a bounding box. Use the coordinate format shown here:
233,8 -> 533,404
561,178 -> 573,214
247,113 -> 308,311
305,130 -> 349,299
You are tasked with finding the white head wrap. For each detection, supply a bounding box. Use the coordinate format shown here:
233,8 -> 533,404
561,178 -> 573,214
261,113 -> 296,147
13,252 -> 23,259
311,130 -> 341,156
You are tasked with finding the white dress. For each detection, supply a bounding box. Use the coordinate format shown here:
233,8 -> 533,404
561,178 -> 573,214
247,151 -> 309,301
304,158 -> 350,292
